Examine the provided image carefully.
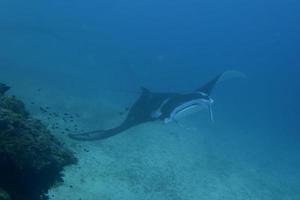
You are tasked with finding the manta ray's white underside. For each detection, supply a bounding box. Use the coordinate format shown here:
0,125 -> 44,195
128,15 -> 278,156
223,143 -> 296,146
164,98 -> 214,124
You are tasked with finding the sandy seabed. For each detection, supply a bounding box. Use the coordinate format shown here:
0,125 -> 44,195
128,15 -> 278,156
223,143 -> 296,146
43,96 -> 296,200
1,75 -> 298,200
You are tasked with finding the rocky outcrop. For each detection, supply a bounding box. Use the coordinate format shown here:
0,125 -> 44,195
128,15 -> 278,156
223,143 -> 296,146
0,83 -> 77,200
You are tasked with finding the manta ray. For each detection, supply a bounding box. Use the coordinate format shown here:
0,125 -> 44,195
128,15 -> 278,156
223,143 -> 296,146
69,71 -> 242,141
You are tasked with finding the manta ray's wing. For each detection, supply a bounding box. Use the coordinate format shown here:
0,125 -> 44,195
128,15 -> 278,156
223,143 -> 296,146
195,70 -> 245,122
196,74 -> 223,95
196,70 -> 246,95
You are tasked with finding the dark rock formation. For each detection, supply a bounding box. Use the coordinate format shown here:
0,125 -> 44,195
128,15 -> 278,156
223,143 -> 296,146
0,95 -> 28,118
0,83 -> 77,200
0,83 -> 10,96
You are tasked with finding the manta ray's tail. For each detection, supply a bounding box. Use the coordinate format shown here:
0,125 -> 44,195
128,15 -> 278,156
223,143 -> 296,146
196,70 -> 246,95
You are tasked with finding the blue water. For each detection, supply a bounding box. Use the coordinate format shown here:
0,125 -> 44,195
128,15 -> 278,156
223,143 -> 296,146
0,0 -> 299,199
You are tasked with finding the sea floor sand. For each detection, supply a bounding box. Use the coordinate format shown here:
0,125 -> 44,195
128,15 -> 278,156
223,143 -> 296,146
1,75 -> 298,200
42,95 -> 298,200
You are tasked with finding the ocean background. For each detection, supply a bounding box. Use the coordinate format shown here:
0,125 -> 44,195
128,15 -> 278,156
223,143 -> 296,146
0,0 -> 299,199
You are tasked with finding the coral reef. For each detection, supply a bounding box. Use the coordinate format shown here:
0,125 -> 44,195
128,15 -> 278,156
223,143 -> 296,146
0,83 -> 77,200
